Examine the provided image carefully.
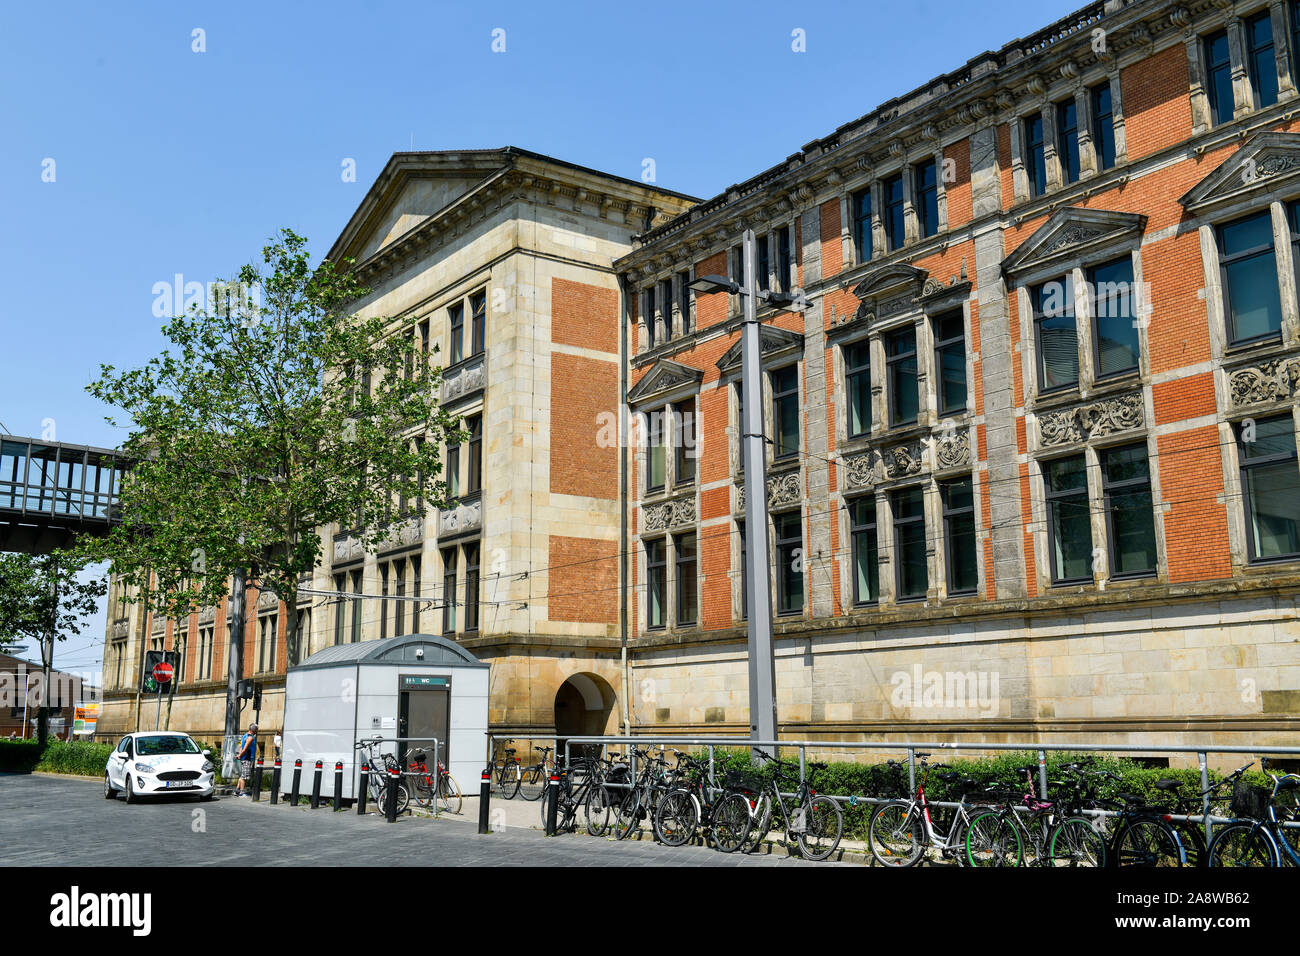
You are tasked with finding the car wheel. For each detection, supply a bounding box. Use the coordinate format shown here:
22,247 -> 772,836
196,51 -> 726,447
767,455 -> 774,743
200,793 -> 214,802
104,773 -> 116,800
125,776 -> 137,804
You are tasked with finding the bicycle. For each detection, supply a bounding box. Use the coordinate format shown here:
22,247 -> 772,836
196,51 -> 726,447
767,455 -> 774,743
739,751 -> 843,861
488,739 -> 521,799
963,763 -> 1105,867
612,748 -> 683,841
356,738 -> 409,815
408,744 -> 461,814
867,753 -> 998,867
1143,762 -> 1251,868
653,754 -> 751,852
1208,757 -> 1300,867
1077,768 -> 1190,868
540,755 -> 610,836
518,745 -> 556,802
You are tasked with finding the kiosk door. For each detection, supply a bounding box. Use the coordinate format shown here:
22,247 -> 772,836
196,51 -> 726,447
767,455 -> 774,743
397,675 -> 450,768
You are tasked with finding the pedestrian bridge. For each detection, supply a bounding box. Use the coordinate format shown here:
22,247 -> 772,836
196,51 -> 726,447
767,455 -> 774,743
0,436 -> 124,552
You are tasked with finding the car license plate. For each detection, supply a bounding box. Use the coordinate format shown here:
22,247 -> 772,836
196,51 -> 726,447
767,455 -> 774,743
165,781 -> 188,788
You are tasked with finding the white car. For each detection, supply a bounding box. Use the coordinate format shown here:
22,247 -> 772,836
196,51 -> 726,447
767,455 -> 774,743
104,732 -> 216,803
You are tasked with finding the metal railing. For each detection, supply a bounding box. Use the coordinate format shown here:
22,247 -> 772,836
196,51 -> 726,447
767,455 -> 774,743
553,735 -> 1300,844
354,735 -> 444,815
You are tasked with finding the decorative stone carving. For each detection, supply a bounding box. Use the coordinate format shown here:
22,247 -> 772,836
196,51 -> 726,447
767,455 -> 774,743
441,352 -> 486,403
197,606 -> 217,625
1228,356 -> 1300,408
642,494 -> 697,532
257,589 -> 279,610
935,428 -> 971,469
733,471 -> 803,513
842,440 -> 925,489
113,618 -> 130,639
333,533 -> 365,564
439,498 -> 482,537
151,614 -> 165,634
1037,392 -> 1144,447
1045,225 -> 1108,254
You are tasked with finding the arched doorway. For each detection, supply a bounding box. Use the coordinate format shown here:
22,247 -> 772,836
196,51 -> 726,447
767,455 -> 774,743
553,673 -> 617,753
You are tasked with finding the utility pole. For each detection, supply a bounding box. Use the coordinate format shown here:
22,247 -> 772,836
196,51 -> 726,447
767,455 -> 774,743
37,554 -> 58,748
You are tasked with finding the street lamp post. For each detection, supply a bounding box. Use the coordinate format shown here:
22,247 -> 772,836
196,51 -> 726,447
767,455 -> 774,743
689,229 -> 801,759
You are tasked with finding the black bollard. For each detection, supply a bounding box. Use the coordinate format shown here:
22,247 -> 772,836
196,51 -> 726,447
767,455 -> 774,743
385,767 -> 399,823
478,768 -> 491,834
270,759 -> 281,805
545,771 -> 560,836
310,759 -> 323,809
252,757 -> 264,802
357,762 -> 368,815
333,761 -> 344,812
290,759 -> 302,807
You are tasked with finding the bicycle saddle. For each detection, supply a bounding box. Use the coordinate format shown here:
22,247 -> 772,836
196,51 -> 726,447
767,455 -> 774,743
1279,777 -> 1300,791
1118,792 -> 1147,804
939,771 -> 960,783
1154,779 -> 1181,791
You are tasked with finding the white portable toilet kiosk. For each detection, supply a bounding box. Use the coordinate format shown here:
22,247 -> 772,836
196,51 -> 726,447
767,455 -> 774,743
281,633 -> 489,800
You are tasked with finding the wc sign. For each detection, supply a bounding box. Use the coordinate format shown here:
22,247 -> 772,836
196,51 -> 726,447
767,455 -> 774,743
402,676 -> 447,688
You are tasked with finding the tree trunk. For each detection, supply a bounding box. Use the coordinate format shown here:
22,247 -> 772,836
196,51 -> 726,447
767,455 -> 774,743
285,599 -> 300,669
222,570 -> 246,779
37,555 -> 58,749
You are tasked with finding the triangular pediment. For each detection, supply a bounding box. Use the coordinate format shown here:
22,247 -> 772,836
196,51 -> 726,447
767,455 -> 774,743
851,262 -> 929,301
715,325 -> 804,373
627,359 -> 704,406
1001,206 -> 1146,280
1180,132 -> 1300,214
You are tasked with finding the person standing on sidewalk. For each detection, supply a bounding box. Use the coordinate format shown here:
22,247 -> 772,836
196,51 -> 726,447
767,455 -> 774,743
235,723 -> 258,797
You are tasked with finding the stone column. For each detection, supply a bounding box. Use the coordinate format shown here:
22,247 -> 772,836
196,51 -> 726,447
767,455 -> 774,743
800,203 -> 834,618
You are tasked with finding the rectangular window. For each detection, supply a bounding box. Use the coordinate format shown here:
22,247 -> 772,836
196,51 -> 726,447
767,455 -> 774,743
1102,443 -> 1156,577
446,443 -> 460,499
643,287 -> 656,349
470,290 -> 487,356
892,486 -> 928,600
845,340 -> 872,438
258,614 -> 277,673
464,544 -> 479,633
1089,256 -> 1140,377
1033,276 -> 1079,391
394,561 -> 406,638
675,533 -> 697,626
1247,11 -> 1279,109
442,548 -> 457,633
1091,82 -> 1116,171
883,174 -> 905,251
1219,211 -> 1283,345
942,478 -> 978,594
647,408 -> 666,491
411,557 -> 421,633
886,326 -> 919,426
678,270 -> 692,334
1025,114 -> 1046,197
772,365 -> 800,459
466,414 -> 482,494
1206,30 -> 1234,126
659,279 -> 673,334
915,160 -> 939,238
933,311 -> 967,415
775,512 -> 804,615
379,563 -> 389,640
850,496 -> 879,606
1045,455 -> 1091,584
350,570 -> 363,642
1056,98 -> 1080,184
1240,415 -> 1300,561
738,521 -> 747,620
731,245 -> 746,289
646,539 -> 667,629
449,302 -> 464,364
333,573 -> 346,646
735,383 -> 745,476
673,400 -> 696,486
756,235 -> 770,289
852,189 -> 873,263
776,226 -> 792,291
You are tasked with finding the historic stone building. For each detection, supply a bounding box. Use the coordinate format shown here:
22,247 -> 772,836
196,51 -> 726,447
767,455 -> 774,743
102,0 -> 1300,765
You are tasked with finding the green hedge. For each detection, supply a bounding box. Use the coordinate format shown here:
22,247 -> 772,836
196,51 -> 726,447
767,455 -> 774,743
35,740 -> 115,776
0,740 -> 44,773
690,748 -> 1272,841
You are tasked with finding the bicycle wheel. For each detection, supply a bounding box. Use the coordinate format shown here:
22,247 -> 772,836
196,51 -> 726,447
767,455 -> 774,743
711,793 -> 752,853
741,794 -> 773,853
796,795 -> 843,862
1173,820 -> 1207,868
868,801 -> 924,867
585,784 -> 612,837
1115,819 -> 1184,868
411,773 -> 435,809
654,789 -> 698,847
965,811 -> 1021,867
497,762 -> 521,800
437,773 -> 462,814
1048,817 -> 1106,868
614,790 -> 642,840
518,765 -> 546,802
1208,823 -> 1278,867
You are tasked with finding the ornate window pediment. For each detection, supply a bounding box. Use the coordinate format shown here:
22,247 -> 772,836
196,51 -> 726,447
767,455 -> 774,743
715,325 -> 804,373
627,358 -> 703,406
1001,207 -> 1146,281
1179,132 -> 1300,216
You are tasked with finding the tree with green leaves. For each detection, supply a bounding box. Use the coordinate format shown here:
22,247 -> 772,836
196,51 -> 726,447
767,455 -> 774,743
0,550 -> 107,745
79,228 -> 461,673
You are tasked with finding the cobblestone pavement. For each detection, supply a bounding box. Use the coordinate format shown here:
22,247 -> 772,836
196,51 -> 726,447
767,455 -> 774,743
0,774 -> 832,867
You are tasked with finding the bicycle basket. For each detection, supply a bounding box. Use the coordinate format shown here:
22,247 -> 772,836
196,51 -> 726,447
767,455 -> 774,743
1230,779 -> 1270,820
723,769 -> 766,793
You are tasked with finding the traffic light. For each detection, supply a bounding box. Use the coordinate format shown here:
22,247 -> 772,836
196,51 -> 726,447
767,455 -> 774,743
252,684 -> 262,712
238,679 -> 255,700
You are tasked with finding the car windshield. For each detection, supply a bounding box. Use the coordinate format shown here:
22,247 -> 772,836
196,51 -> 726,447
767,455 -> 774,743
134,735 -> 200,756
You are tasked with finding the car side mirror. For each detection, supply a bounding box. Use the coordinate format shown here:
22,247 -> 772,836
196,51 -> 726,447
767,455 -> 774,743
202,749 -> 211,757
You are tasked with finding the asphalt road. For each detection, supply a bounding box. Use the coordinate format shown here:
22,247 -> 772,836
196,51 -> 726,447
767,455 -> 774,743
0,773 -> 827,867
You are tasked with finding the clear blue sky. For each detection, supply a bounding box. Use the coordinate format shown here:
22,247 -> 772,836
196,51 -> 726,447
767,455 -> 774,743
0,0 -> 1080,676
